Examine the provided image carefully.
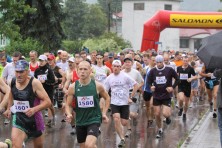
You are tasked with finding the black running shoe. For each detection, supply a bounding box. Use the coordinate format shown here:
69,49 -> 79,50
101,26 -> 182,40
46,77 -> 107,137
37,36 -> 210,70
178,108 -> 183,116
166,117 -> 171,125
156,129 -> 163,138
182,114 -> 186,121
213,112 -> 217,118
118,139 -> 126,147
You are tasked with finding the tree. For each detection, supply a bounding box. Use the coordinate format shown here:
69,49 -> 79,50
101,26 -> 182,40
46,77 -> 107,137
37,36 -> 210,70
16,0 -> 66,51
62,0 -> 88,40
0,0 -> 35,40
82,4 -> 107,38
63,2 -> 107,40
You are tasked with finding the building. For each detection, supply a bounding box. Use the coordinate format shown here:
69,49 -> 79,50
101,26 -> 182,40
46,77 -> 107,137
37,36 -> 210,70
122,0 -> 222,51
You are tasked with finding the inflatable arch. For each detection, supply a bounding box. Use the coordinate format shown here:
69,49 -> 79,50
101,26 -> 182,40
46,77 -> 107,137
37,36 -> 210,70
140,10 -> 222,52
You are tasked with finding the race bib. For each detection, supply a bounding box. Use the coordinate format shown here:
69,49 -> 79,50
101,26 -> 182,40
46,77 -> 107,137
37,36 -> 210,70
38,74 -> 47,81
13,100 -> 30,113
95,74 -> 106,81
180,74 -> 188,80
77,96 -> 94,108
156,76 -> 167,84
112,90 -> 124,98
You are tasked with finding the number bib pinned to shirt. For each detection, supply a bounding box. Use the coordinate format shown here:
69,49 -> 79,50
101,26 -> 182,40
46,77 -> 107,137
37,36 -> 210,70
156,76 -> 167,84
38,74 -> 47,81
180,73 -> 188,80
77,96 -> 94,108
13,100 -> 30,113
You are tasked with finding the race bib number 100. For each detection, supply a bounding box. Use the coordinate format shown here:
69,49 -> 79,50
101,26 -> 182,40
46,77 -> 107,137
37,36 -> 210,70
77,96 -> 94,108
13,100 -> 30,112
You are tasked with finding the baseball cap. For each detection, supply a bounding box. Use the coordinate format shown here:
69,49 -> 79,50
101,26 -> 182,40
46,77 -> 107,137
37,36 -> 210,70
108,52 -> 114,58
38,55 -> 47,61
124,57 -> 133,62
57,50 -> 63,54
15,60 -> 29,71
68,57 -> 75,63
48,54 -> 55,60
155,55 -> 164,62
112,60 -> 122,66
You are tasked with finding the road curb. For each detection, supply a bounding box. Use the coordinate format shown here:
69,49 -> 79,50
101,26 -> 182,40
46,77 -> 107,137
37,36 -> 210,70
181,109 -> 210,148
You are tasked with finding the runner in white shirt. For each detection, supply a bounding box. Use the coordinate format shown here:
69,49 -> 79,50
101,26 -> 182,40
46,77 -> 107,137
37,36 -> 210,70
104,60 -> 138,147
122,55 -> 144,138
92,53 -> 111,111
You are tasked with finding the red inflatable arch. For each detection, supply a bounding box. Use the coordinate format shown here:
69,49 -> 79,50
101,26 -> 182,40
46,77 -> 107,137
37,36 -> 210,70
140,10 -> 222,52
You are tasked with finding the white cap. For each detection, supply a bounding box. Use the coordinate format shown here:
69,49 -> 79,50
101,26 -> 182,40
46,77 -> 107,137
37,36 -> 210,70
112,60 -> 122,66
182,54 -> 186,57
68,57 -> 75,63
38,55 -> 47,61
155,55 -> 164,62
57,49 -> 63,53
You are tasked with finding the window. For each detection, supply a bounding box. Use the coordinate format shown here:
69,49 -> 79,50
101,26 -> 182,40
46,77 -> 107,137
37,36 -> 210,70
194,39 -> 201,49
180,39 -> 189,48
134,3 -> 144,10
164,4 -> 172,10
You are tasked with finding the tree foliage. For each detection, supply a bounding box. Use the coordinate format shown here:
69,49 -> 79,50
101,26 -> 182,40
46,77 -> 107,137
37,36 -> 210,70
0,0 -> 35,40
82,32 -> 131,52
62,40 -> 84,54
63,1 -> 107,40
6,38 -> 43,57
16,0 -> 65,51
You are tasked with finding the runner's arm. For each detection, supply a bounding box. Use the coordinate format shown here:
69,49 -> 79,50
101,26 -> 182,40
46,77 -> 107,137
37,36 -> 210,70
65,83 -> 75,116
32,79 -> 51,112
97,82 -> 110,115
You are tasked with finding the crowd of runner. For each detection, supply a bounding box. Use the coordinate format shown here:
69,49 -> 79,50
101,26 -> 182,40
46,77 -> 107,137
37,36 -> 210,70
0,47 -> 221,148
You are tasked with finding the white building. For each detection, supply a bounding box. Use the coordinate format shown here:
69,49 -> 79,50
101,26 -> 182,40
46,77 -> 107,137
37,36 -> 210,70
122,0 -> 181,51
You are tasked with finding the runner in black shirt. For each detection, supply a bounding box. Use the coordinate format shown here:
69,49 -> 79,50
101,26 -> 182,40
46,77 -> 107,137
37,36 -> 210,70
148,55 -> 179,138
177,56 -> 197,121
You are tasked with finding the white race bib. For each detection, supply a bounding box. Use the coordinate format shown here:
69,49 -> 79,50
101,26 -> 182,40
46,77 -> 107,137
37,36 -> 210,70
95,74 -> 106,82
38,74 -> 47,81
156,76 -> 167,84
77,96 -> 94,108
13,100 -> 30,113
112,90 -> 124,98
180,74 -> 188,80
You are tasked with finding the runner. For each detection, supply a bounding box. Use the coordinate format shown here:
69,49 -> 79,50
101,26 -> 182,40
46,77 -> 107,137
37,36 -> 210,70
65,61 -> 110,148
29,50 -> 39,77
104,60 -> 138,147
148,55 -> 179,138
4,60 -> 51,148
34,55 -> 56,126
200,66 -> 219,118
122,55 -> 144,137
177,57 -> 197,120
143,54 -> 156,127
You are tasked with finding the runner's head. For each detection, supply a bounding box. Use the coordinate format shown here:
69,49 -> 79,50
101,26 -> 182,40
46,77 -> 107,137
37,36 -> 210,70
112,60 -> 122,75
182,56 -> 189,67
68,57 -> 75,69
95,52 -> 104,66
15,60 -> 30,83
155,55 -> 164,69
38,55 -> 48,67
124,54 -> 133,70
78,61 -> 92,80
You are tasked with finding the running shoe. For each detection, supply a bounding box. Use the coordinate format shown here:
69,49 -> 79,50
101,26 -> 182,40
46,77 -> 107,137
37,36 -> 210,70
156,129 -> 163,138
178,108 -> 183,116
4,119 -> 10,124
125,129 -> 132,138
165,117 -> 171,125
189,103 -> 193,108
182,114 -> 186,121
118,139 -> 126,147
213,112 -> 217,118
5,139 -> 12,148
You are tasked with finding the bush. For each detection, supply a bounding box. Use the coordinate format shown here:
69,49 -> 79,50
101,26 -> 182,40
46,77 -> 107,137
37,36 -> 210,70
6,38 -> 43,57
62,40 -> 84,54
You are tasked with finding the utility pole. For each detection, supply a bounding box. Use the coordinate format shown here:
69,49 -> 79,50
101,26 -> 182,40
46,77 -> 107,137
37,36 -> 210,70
108,0 -> 111,32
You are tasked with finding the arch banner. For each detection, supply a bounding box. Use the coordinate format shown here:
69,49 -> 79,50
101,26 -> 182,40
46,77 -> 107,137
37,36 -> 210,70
141,10 -> 222,51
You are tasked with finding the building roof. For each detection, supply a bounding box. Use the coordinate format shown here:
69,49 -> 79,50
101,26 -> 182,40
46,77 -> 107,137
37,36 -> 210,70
179,29 -> 221,38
